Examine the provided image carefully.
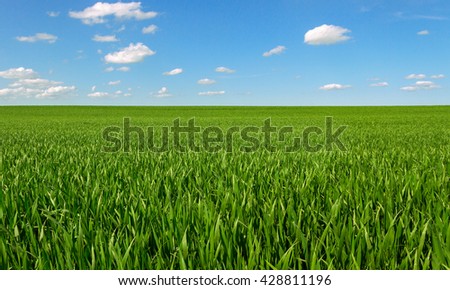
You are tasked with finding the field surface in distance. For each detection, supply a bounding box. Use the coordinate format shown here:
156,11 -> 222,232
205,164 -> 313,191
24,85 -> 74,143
1,106 -> 449,269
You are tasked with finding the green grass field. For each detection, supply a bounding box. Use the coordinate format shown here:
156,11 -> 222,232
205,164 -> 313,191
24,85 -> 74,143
1,106 -> 449,269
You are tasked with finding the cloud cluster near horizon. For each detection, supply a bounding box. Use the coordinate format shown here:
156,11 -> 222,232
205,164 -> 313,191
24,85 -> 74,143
0,68 -> 76,100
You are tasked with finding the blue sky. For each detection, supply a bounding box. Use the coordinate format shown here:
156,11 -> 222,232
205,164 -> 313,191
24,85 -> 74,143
0,0 -> 449,105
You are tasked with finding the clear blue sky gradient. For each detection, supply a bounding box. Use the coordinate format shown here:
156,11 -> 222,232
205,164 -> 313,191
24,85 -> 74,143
0,0 -> 449,105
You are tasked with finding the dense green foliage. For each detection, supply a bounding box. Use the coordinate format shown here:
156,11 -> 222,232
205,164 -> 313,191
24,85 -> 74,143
1,106 -> 449,269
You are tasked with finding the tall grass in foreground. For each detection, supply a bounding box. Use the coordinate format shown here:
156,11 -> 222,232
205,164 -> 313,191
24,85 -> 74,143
0,106 -> 449,269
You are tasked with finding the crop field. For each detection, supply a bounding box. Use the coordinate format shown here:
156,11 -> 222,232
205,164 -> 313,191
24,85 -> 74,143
0,106 -> 449,270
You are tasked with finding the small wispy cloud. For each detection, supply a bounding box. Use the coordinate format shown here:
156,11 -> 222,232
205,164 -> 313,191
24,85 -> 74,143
370,82 -> 389,87
319,83 -> 351,91
117,66 -> 130,72
198,91 -> 225,96
414,15 -> 447,21
105,66 -> 131,72
394,12 -> 447,21
154,87 -> 171,98
215,66 -> 236,73
417,30 -> 429,35
197,78 -> 216,85
88,91 -> 110,98
105,66 -> 130,72
47,11 -> 60,17
163,68 -> 183,76
401,81 -> 440,92
431,74 -> 445,79
16,33 -> 58,43
405,74 -> 426,80
400,86 -> 417,92
116,25 -> 126,33
92,34 -> 119,42
108,80 -> 121,86
263,45 -> 286,57
142,24 -> 158,34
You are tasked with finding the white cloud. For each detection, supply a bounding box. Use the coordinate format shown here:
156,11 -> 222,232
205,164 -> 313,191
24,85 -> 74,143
158,87 -> 168,94
415,15 -> 446,21
142,24 -> 158,34
263,45 -> 286,57
417,30 -> 429,35
0,67 -> 76,100
36,86 -> 76,99
198,91 -> 225,96
370,82 -> 389,87
0,81 -> 73,99
88,91 -> 110,98
9,78 -> 62,88
108,80 -> 121,86
415,81 -> 440,89
105,66 -> 130,72
117,66 -> 131,72
91,85 -> 96,92
319,83 -> 351,91
197,78 -> 216,85
92,34 -> 119,42
400,86 -> 418,92
16,33 -> 57,43
163,68 -> 183,76
154,87 -> 171,98
401,81 -> 440,91
215,66 -> 235,73
104,43 -> 155,64
395,12 -> 447,21
0,87 -> 42,98
304,24 -> 351,45
0,67 -> 38,79
431,74 -> 445,79
69,2 -> 158,25
405,74 -> 426,79
47,11 -> 60,17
